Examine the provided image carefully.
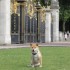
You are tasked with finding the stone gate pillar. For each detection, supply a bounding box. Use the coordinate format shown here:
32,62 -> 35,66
51,0 -> 59,42
0,0 -> 11,44
45,6 -> 51,42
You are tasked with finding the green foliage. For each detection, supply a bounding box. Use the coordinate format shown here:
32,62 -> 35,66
40,0 -> 51,6
58,0 -> 70,32
59,0 -> 70,21
59,0 -> 70,6
60,8 -> 70,22
40,0 -> 45,6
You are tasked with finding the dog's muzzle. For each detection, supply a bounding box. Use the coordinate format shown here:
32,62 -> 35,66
32,50 -> 37,55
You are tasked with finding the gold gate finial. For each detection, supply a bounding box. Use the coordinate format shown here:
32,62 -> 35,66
27,0 -> 34,19
11,0 -> 19,14
40,6 -> 46,22
13,0 -> 18,13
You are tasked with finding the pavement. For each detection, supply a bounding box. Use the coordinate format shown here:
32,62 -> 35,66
0,42 -> 70,49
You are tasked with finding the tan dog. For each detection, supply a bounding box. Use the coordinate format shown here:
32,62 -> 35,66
30,43 -> 42,67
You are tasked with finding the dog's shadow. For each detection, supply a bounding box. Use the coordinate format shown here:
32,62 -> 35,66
18,63 -> 42,70
26,64 -> 43,70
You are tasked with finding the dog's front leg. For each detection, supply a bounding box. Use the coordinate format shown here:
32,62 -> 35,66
31,57 -> 35,67
39,56 -> 42,67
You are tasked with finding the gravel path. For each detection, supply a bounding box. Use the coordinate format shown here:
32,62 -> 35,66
0,42 -> 70,49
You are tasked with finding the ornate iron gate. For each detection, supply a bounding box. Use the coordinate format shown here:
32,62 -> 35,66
11,0 -> 45,44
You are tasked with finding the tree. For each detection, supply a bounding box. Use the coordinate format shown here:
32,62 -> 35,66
59,0 -> 70,32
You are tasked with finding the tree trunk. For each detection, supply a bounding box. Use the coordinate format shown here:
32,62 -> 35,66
63,21 -> 65,33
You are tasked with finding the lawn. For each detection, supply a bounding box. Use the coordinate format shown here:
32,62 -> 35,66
0,47 -> 70,70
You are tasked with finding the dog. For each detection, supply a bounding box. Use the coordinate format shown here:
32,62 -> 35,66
30,43 -> 42,67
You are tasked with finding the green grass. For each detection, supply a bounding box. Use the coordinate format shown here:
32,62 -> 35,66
0,47 -> 70,70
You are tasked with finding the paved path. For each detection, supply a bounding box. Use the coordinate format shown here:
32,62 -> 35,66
39,42 -> 70,47
0,42 -> 70,49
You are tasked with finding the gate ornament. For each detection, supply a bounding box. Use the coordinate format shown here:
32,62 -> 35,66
27,0 -> 35,19
11,0 -> 19,14
11,0 -> 27,14
40,6 -> 46,22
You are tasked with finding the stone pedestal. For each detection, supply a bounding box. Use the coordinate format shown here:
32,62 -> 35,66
0,0 -> 11,44
51,9 -> 59,42
51,0 -> 59,42
45,8 -> 51,42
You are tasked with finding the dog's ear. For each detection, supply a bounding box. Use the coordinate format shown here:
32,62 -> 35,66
36,43 -> 38,46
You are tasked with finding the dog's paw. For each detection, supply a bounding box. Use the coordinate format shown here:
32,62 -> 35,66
32,65 -> 34,67
27,64 -> 31,67
39,65 -> 42,67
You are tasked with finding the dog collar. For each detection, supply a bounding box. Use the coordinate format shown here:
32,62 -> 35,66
32,53 -> 37,55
